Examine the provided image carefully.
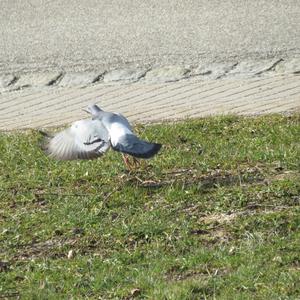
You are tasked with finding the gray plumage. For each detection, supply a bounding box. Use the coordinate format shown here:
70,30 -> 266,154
112,134 -> 162,159
42,104 -> 162,161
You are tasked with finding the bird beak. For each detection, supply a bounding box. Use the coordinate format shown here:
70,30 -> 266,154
82,109 -> 89,114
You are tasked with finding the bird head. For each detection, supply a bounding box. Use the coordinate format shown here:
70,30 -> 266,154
83,104 -> 102,116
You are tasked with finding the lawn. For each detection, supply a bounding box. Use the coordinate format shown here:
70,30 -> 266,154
0,114 -> 299,299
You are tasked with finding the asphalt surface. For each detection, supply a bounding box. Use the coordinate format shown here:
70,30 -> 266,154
1,0 -> 299,73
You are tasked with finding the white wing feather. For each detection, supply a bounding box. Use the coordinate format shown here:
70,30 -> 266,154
45,119 -> 110,160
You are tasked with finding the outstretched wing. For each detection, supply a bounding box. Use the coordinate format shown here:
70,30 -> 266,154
42,119 -> 110,160
112,133 -> 161,159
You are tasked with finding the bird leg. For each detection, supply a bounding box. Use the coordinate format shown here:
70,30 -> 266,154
122,154 -> 141,171
122,154 -> 132,170
132,157 -> 141,168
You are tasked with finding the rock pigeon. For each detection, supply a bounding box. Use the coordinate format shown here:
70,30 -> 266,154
41,104 -> 162,163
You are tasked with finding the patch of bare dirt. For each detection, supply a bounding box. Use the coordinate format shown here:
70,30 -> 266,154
166,265 -> 230,282
271,170 -> 299,181
198,205 -> 298,226
128,166 -> 265,189
11,237 -> 79,261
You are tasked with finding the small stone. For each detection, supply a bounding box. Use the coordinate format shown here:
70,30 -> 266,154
227,59 -> 281,78
72,227 -> 85,235
144,66 -> 189,83
58,72 -> 102,87
272,256 -> 282,263
0,261 -> 10,272
274,58 -> 300,74
192,62 -> 236,79
130,288 -> 141,297
54,229 -> 63,236
67,250 -> 74,259
111,212 -> 119,221
178,135 -> 188,143
228,246 -> 235,254
39,280 -> 46,289
197,146 -> 203,155
103,68 -> 147,83
0,74 -> 16,88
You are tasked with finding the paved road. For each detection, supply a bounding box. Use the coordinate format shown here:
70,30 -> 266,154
1,0 -> 299,73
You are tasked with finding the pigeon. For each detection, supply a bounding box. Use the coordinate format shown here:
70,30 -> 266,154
41,104 -> 162,165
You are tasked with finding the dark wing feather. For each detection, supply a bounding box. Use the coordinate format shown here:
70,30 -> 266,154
112,134 -> 161,159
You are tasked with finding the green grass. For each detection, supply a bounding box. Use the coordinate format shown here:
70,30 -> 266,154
0,114 -> 299,299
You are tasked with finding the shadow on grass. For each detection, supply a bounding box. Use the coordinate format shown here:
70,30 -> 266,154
126,167 -> 265,190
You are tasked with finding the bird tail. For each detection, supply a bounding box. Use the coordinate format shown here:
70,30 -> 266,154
112,134 -> 162,159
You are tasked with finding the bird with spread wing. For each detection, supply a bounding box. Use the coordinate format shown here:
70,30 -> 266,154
41,104 -> 162,168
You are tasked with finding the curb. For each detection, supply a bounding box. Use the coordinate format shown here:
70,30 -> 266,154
1,58 -> 300,93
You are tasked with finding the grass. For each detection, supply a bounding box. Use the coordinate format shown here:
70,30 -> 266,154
0,114 -> 299,299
